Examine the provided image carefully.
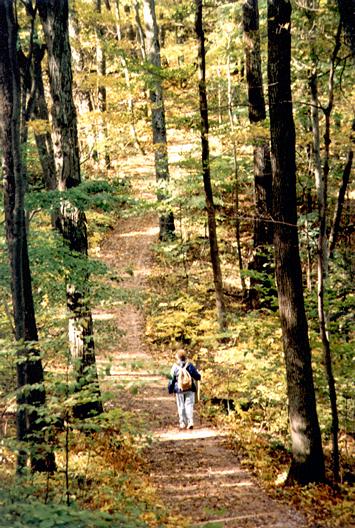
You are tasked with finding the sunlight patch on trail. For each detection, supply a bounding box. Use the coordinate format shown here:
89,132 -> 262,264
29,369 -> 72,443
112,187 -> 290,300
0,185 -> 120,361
141,395 -> 172,402
157,468 -> 250,481
108,371 -> 163,382
118,226 -> 159,238
192,512 -> 284,526
92,313 -> 116,320
155,427 -> 222,441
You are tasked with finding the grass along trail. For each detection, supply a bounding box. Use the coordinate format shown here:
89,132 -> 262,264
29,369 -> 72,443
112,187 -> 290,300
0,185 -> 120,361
93,152 -> 307,527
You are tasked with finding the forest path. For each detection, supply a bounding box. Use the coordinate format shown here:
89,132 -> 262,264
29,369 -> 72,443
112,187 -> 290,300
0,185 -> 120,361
94,150 -> 307,528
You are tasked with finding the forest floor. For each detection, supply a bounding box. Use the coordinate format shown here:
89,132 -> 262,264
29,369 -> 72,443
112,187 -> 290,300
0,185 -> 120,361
93,151 -> 309,528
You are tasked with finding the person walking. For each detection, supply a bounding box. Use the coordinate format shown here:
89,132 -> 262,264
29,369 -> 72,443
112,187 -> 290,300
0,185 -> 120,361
168,350 -> 201,429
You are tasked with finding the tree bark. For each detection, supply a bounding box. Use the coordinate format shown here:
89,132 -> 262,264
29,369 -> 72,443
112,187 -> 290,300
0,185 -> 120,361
31,43 -> 57,191
69,1 -> 97,162
329,149 -> 353,257
195,0 -> 226,331
133,0 -> 149,117
0,0 -> 55,472
95,0 -> 110,169
226,39 -> 246,294
336,0 -> 355,58
315,22 -> 342,481
243,0 -> 266,123
311,67 -> 340,481
37,0 -> 103,418
133,0 -> 147,62
70,5 -> 94,115
113,0 -> 145,154
253,145 -> 273,247
267,0 -> 325,484
142,0 -> 175,240
243,0 -> 273,307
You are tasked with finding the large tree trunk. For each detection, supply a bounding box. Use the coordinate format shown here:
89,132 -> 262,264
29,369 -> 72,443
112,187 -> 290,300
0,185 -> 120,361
243,0 -> 273,308
142,0 -> 175,240
37,0 -> 103,418
0,0 -> 55,472
195,0 -> 226,331
267,0 -> 325,484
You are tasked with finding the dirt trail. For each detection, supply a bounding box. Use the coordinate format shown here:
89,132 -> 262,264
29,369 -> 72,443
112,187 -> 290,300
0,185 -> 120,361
94,156 -> 307,528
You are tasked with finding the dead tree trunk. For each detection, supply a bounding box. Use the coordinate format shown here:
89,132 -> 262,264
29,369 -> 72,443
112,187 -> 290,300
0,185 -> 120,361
195,0 -> 226,331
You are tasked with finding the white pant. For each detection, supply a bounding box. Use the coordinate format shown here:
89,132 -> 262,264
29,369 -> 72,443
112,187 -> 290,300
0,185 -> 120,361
175,391 -> 195,427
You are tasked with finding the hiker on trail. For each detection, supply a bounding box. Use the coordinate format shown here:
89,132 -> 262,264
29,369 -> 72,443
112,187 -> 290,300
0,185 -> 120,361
168,350 -> 201,430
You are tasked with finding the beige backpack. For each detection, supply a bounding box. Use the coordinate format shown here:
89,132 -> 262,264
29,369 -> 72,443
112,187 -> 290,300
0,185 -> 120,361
177,362 -> 192,391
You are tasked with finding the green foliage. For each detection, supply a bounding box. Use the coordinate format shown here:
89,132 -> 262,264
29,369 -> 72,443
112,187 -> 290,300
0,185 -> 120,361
0,487 -> 148,528
147,291 -> 204,346
25,179 -> 129,214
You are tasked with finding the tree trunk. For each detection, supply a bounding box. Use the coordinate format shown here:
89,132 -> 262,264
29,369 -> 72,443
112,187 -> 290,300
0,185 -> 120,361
312,22 -> 342,482
195,0 -> 226,331
329,149 -> 353,257
0,0 -> 55,472
243,0 -> 273,307
142,0 -> 175,240
336,0 -> 355,58
114,0 -> 145,154
267,0 -> 325,484
305,189 -> 313,292
95,0 -> 110,169
134,0 -> 147,61
37,0 -> 103,418
253,145 -> 273,247
31,43 -> 57,191
226,40 -> 246,294
242,0 -> 266,123
310,68 -> 340,481
133,0 -> 149,117
70,6 -> 93,114
69,2 -> 97,160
